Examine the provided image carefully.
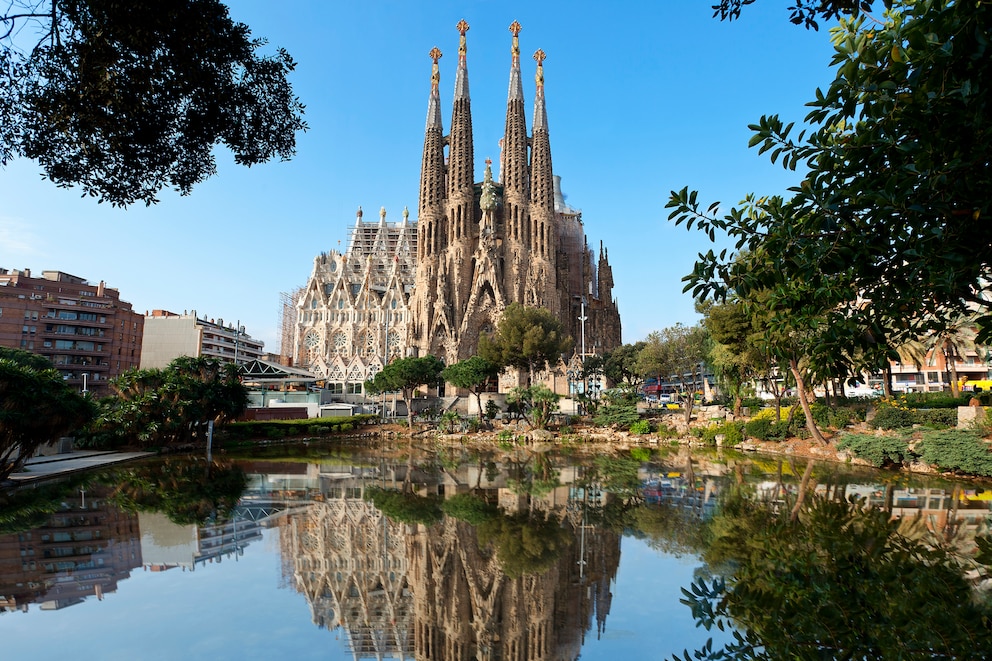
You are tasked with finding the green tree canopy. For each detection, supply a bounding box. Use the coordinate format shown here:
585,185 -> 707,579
478,303 -> 573,382
637,323 -> 709,423
89,355 -> 247,448
670,0 -> 992,369
602,342 -> 647,388
678,493 -> 992,659
1,0 -> 306,206
366,355 -> 445,430
441,356 -> 499,421
0,347 -> 95,480
712,0 -> 881,30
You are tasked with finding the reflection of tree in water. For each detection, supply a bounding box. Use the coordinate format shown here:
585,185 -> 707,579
675,461 -> 992,660
105,456 -> 247,525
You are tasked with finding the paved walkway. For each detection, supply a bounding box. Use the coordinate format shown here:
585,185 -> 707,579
8,450 -> 153,485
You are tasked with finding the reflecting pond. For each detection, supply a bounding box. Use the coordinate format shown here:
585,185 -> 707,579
2,443 -> 992,660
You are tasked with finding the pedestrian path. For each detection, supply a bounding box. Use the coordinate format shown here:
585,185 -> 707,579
8,450 -> 153,484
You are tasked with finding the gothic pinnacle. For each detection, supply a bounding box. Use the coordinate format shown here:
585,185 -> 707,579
425,47 -> 443,130
454,19 -> 470,100
533,49 -> 548,130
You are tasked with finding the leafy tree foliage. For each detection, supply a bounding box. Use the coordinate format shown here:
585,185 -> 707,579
671,0 -> 992,380
440,492 -> 499,526
0,347 -> 95,480
1,0 -> 306,206
476,511 -> 572,579
505,384 -> 561,430
601,341 -> 647,387
478,303 -> 573,382
107,456 -> 247,525
441,356 -> 498,421
677,493 -> 992,659
366,355 -> 445,430
88,356 -> 247,448
0,474 -> 93,534
711,0 -> 881,30
637,323 -> 709,424
364,485 -> 443,526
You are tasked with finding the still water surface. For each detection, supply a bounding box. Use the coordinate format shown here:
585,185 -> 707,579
2,443 -> 991,660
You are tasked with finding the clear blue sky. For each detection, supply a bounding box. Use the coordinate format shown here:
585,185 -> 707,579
0,1 -> 840,351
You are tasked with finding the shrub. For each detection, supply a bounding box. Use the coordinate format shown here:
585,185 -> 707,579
700,421 -> 744,446
836,433 -> 914,468
441,493 -> 497,525
629,419 -> 651,435
899,392 -> 971,409
912,408 -> 957,429
828,406 -> 861,429
630,447 -> 652,462
745,416 -> 773,441
741,397 -> 766,411
917,430 -> 992,477
869,404 -> 915,431
808,402 -> 832,428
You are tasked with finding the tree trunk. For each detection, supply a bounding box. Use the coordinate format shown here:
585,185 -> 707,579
403,388 -> 415,431
789,459 -> 816,523
883,363 -> 893,398
789,358 -> 828,444
948,346 -> 960,397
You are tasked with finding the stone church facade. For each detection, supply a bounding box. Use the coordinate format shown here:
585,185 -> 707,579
292,21 -> 621,394
293,207 -> 417,392
408,21 -> 621,366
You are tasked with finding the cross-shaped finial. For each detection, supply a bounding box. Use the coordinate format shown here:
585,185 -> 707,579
533,49 -> 546,66
509,21 -> 521,37
456,19 -> 469,35
429,47 -> 442,64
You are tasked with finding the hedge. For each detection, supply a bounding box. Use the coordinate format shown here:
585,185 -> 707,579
219,414 -> 377,441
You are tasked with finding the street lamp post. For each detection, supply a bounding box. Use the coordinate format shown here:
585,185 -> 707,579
81,372 -> 88,394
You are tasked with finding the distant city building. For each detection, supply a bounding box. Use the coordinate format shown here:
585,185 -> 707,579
0,268 -> 143,396
293,207 -> 418,395
0,486 -> 141,613
140,309 -> 264,369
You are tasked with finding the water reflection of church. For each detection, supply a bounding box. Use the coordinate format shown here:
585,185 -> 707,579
261,459 -> 620,660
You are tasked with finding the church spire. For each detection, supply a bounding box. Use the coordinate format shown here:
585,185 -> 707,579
418,46 -> 446,259
502,20 -> 529,254
530,48 -> 554,217
447,18 -> 475,250
425,46 -> 442,131
447,19 -> 475,198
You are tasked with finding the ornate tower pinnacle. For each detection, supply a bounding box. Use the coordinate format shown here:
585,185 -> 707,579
448,18 -> 474,195
509,20 -> 521,64
457,19 -> 470,59
533,49 -> 548,130
430,47 -> 442,91
453,20 -> 470,101
534,50 -> 546,84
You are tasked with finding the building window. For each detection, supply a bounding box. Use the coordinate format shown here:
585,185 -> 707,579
347,382 -> 363,395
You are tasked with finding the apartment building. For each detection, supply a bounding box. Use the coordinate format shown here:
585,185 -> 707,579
140,309 -> 264,369
0,268 -> 143,396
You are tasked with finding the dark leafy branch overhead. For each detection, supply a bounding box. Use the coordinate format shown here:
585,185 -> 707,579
0,0 -> 307,206
671,0 -> 992,361
711,0 -> 886,30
